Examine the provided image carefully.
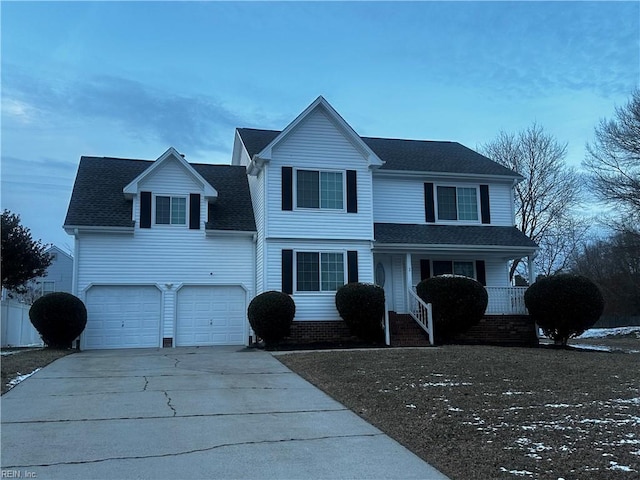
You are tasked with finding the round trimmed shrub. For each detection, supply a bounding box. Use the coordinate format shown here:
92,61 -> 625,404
247,291 -> 295,345
416,275 -> 488,344
29,292 -> 87,348
524,274 -> 604,346
335,282 -> 385,342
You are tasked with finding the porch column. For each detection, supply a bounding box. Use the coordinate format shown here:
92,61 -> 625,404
527,253 -> 536,285
405,253 -> 412,312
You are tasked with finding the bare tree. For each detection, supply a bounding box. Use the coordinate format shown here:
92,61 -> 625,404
571,230 -> 640,317
584,90 -> 640,229
480,124 -> 584,280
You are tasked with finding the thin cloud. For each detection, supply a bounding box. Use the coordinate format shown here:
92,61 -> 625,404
2,71 -> 244,155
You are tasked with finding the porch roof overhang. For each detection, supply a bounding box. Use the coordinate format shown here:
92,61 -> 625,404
373,223 -> 538,258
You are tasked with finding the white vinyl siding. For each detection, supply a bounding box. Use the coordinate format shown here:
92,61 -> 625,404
373,177 -> 426,224
248,169 -> 266,294
266,108 -> 374,240
373,175 -> 515,226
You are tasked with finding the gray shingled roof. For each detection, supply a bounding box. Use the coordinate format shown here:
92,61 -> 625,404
236,128 -> 520,177
374,223 -> 538,249
64,157 -> 256,232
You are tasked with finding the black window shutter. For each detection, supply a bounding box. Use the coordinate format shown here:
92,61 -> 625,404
480,185 -> 491,224
420,259 -> 431,280
424,183 -> 435,223
347,251 -> 358,283
282,250 -> 293,294
189,193 -> 200,230
476,260 -> 487,286
282,167 -> 293,211
140,191 -> 152,228
346,170 -> 358,213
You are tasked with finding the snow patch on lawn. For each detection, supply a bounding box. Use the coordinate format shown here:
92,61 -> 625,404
6,368 -> 40,388
578,326 -> 640,338
499,467 -> 534,476
608,461 -> 636,472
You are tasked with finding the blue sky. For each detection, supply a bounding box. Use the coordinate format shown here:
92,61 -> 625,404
2,1 -> 638,252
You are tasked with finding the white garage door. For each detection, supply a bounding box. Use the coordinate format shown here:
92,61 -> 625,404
176,286 -> 246,346
84,286 -> 162,349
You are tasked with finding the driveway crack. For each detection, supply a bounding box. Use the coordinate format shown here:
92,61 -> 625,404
3,433 -> 384,469
163,391 -> 177,416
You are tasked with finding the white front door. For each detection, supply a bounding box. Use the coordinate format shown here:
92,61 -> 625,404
374,255 -> 394,311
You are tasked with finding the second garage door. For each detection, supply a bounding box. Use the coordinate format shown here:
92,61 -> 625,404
176,286 -> 246,346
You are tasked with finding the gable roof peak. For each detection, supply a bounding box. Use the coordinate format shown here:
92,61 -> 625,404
250,96 -> 384,170
122,147 -> 218,200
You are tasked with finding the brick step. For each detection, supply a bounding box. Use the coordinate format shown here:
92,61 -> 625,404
388,312 -> 431,347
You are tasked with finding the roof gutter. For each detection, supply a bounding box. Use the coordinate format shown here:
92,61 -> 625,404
373,243 -> 538,254
63,225 -> 135,236
374,170 -> 523,182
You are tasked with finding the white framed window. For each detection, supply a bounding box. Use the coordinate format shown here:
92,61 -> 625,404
295,251 -> 345,292
155,196 -> 186,225
41,281 -> 55,295
436,186 -> 479,221
296,169 -> 344,210
432,260 -> 475,279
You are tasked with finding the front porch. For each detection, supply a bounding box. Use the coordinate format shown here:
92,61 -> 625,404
375,252 -> 535,347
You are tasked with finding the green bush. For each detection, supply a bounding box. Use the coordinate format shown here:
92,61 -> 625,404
524,274 -> 605,346
29,292 -> 87,348
416,275 -> 488,344
335,282 -> 385,342
247,291 -> 296,345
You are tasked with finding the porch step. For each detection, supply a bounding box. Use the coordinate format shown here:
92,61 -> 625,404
389,312 -> 431,347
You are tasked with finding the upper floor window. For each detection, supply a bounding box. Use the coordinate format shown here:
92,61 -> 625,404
296,170 -> 344,210
296,251 -> 345,292
437,186 -> 478,221
41,281 -> 56,295
156,196 -> 186,225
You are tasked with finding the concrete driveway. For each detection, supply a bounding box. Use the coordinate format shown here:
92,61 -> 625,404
1,347 -> 449,479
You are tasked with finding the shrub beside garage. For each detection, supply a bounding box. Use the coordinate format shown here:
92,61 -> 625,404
29,292 -> 87,348
247,291 -> 296,346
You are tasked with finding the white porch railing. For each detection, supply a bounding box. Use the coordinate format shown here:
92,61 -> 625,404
407,289 -> 434,345
485,286 -> 528,315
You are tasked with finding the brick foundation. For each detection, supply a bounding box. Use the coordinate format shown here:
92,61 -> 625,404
285,320 -> 359,344
453,315 -> 538,347
265,315 -> 538,347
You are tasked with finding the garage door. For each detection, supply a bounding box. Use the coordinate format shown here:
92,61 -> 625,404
84,286 -> 162,349
176,286 -> 246,346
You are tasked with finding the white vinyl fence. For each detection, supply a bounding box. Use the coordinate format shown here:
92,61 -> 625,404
1,300 -> 43,347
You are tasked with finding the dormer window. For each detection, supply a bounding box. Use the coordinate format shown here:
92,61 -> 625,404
436,186 -> 478,221
155,196 -> 186,225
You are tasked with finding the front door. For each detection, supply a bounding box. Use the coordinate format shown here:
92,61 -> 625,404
374,255 -> 393,311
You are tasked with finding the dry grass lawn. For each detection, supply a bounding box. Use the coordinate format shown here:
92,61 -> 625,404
278,344 -> 640,480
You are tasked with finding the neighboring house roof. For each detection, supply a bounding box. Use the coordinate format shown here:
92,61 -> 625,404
64,157 -> 256,232
236,128 -> 521,178
374,223 -> 538,250
45,245 -> 73,261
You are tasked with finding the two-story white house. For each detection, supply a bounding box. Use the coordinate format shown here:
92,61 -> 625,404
232,97 -> 537,343
64,96 -> 537,349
